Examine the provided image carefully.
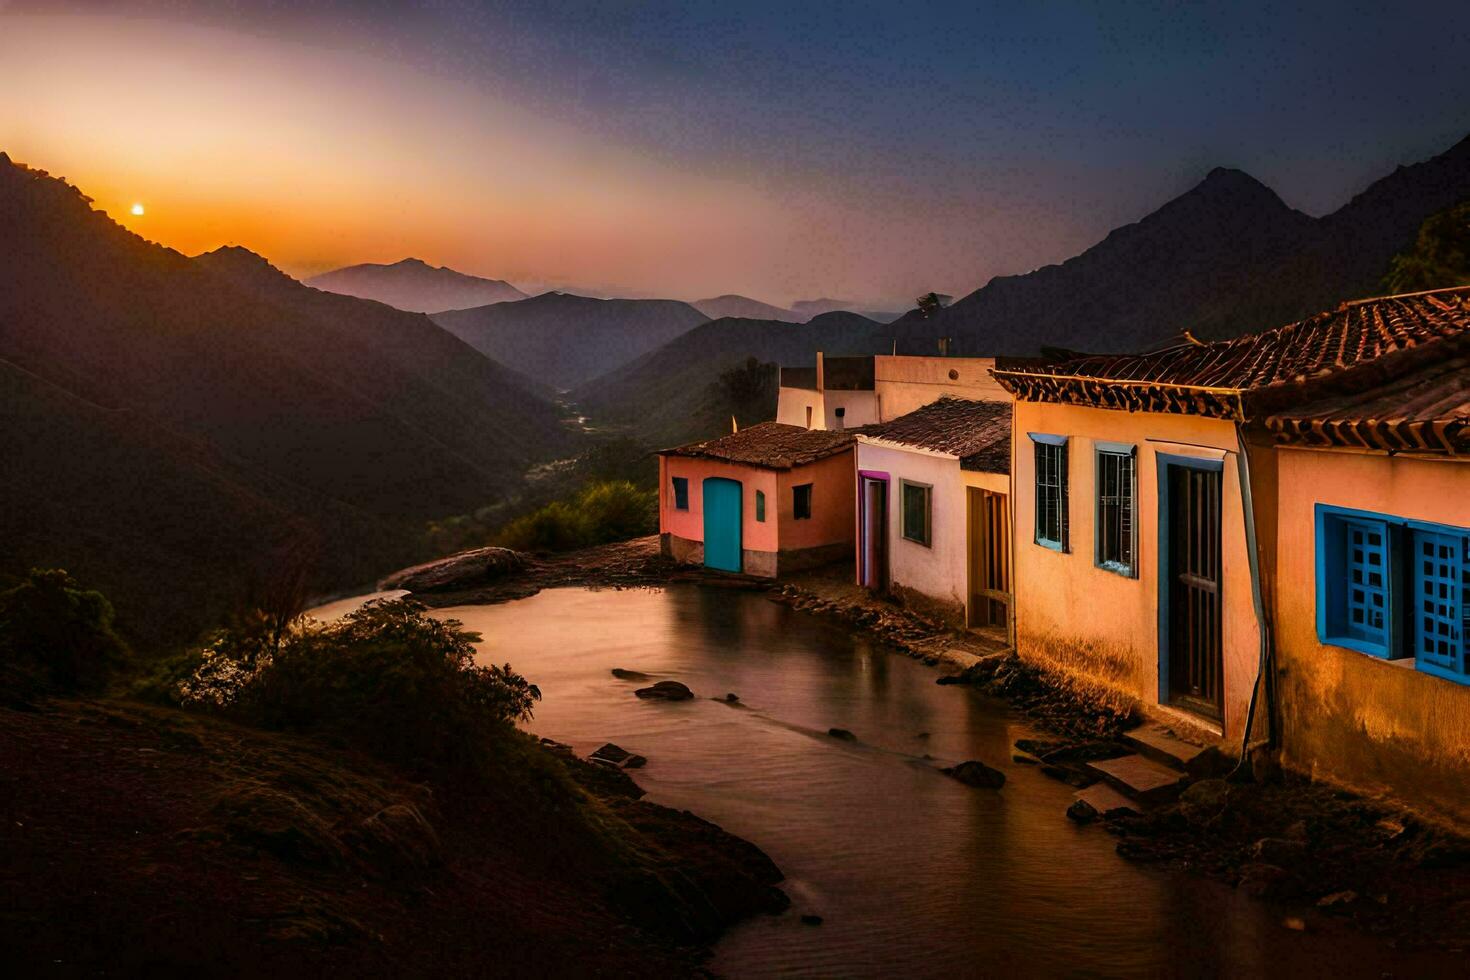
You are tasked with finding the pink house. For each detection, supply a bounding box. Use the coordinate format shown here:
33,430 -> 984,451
657,422 -> 857,576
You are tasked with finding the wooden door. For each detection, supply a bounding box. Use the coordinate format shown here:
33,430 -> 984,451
702,477 -> 743,572
967,488 -> 1011,633
1166,466 -> 1223,718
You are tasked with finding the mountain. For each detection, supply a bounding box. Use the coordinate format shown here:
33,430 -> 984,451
0,153 -> 577,644
431,292 -> 711,389
692,294 -> 802,322
894,134 -> 1470,356
573,311 -> 892,446
306,258 -> 527,313
790,298 -> 903,323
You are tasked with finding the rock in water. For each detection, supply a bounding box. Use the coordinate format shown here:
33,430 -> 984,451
1067,799 -> 1099,824
378,546 -> 525,592
634,680 -> 694,701
942,760 -> 1006,789
827,728 -> 856,741
590,743 -> 632,767
611,668 -> 652,681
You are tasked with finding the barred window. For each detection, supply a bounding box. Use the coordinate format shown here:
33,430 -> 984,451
1095,446 -> 1136,575
1032,435 -> 1068,551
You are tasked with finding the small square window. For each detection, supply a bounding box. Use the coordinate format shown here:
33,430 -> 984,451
671,476 -> 689,511
901,481 -> 931,546
793,483 -> 813,520
755,490 -> 766,522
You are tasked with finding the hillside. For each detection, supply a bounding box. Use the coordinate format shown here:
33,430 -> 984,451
692,294 -> 802,322
792,298 -> 904,323
894,134 -> 1470,355
0,152 -> 577,644
432,292 -> 711,389
573,311 -> 892,446
306,258 -> 527,313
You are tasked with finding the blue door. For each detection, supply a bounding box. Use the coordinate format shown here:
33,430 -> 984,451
703,477 -> 743,572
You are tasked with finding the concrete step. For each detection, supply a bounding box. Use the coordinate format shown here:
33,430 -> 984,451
1085,753 -> 1190,805
1122,724 -> 1216,774
1074,783 -> 1142,818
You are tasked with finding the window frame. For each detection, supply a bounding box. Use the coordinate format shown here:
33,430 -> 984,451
671,476 -> 689,511
1315,504 -> 1470,684
1094,442 -> 1138,577
792,483 -> 813,520
1030,433 -> 1069,552
900,479 -> 933,548
755,489 -> 766,522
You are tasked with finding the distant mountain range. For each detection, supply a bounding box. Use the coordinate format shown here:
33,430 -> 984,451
692,294 -> 803,322
307,257 -> 527,313
0,153 -> 575,644
573,311 -> 892,446
793,298 -> 903,323
579,132 -> 1470,446
892,135 -> 1470,355
432,292 -> 711,389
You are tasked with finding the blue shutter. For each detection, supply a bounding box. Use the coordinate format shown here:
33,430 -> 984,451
1343,519 -> 1390,646
1411,528 -> 1469,682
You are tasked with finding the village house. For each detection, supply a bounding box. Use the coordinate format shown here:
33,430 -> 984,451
992,287 -> 1470,822
854,397 -> 1013,637
776,351 -> 1009,430
657,422 -> 857,576
776,353 -> 878,430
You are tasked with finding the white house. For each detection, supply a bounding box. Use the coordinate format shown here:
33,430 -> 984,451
854,397 -> 1013,636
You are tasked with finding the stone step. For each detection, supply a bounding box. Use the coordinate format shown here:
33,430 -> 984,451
1074,783 -> 1142,818
1084,753 -> 1190,805
1122,724 -> 1216,774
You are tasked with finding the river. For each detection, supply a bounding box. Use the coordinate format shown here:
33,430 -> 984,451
326,585 -> 1459,977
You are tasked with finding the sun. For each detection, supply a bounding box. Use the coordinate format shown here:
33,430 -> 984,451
130,202 -> 145,216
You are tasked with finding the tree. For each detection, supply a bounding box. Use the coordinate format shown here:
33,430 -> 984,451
0,568 -> 129,693
1383,201 -> 1470,294
915,292 -> 954,319
712,356 -> 778,427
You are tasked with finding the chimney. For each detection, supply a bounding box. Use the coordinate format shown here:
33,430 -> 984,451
815,351 -> 825,391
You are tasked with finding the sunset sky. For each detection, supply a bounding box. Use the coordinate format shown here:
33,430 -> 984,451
4,0 -> 1468,307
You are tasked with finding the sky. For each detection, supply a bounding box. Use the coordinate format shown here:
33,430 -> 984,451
3,1 -> 1469,308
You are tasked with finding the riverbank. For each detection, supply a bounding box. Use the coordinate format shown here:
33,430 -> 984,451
0,693 -> 786,974
388,536 -> 1470,957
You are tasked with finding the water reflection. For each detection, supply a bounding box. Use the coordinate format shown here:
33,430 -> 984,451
436,586 -> 1456,978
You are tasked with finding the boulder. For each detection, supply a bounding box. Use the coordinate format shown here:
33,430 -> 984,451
590,743 -> 650,770
635,680 -> 694,701
723,693 -> 740,703
611,668 -> 653,681
1237,862 -> 1289,899
378,546 -> 525,592
827,728 -> 857,741
942,760 -> 1006,789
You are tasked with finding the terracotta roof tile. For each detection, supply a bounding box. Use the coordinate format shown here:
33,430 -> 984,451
862,397 -> 1012,474
658,421 -> 856,469
1267,354 -> 1470,454
992,287 -> 1470,418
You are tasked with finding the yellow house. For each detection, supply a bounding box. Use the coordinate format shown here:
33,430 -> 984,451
992,287 -> 1470,782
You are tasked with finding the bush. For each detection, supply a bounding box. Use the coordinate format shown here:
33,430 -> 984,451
0,568 -> 129,693
496,480 -> 656,553
180,599 -> 539,774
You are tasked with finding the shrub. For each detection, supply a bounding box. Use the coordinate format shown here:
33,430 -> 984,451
180,599 -> 539,774
0,568 -> 129,693
496,480 -> 656,553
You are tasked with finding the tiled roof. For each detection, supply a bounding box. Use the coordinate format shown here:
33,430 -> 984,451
1266,354 -> 1470,455
992,287 -> 1470,419
861,397 -> 1012,474
658,421 -> 856,469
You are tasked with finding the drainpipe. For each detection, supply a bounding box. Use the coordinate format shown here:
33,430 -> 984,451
1230,419 -> 1276,777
